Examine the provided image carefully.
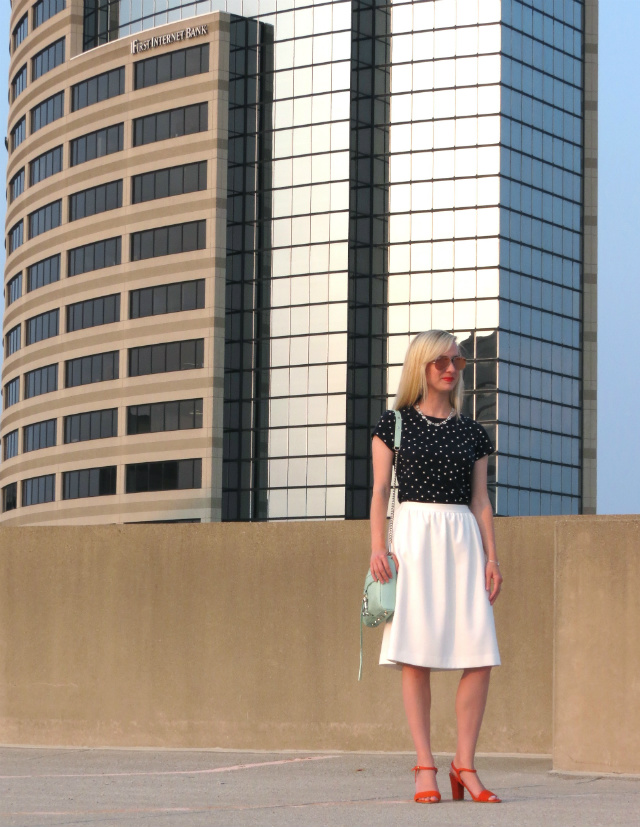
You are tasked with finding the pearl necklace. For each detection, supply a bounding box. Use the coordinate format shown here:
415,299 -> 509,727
414,406 -> 455,427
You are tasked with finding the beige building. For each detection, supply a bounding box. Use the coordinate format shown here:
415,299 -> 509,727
1,3 -> 259,524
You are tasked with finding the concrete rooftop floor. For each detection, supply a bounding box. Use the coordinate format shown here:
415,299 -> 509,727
1,748 -> 639,827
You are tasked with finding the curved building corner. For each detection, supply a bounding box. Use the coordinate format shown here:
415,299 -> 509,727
2,1 -> 271,524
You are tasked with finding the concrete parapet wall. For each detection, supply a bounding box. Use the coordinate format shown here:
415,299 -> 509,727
0,517 -> 638,774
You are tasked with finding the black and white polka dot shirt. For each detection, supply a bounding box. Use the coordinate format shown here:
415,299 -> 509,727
372,406 -> 494,505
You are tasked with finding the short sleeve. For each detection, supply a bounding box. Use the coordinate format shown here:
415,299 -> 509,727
474,422 -> 494,461
372,409 -> 396,451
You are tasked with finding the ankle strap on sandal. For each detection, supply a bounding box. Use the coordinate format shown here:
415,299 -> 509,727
412,765 -> 438,773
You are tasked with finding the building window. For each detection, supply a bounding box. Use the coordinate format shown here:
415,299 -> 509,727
9,169 -> 25,203
128,339 -> 204,377
31,91 -> 64,133
4,377 -> 20,409
63,466 -> 117,499
30,145 -> 63,186
68,237 -> 121,277
23,419 -> 57,453
70,123 -> 123,167
134,43 -> 209,90
25,363 -> 58,399
67,294 -> 120,332
65,351 -> 119,388
7,273 -> 23,305
32,37 -> 65,80
125,459 -> 202,493
10,117 -> 26,152
132,161 -> 207,205
71,67 -> 124,112
132,102 -> 208,147
127,398 -> 203,435
64,408 -> 117,444
8,221 -> 24,254
130,220 -> 206,261
28,254 -> 60,292
12,65 -> 27,100
26,309 -> 59,345
6,325 -> 21,357
22,474 -> 55,506
33,0 -> 66,29
69,180 -> 122,221
2,483 -> 17,513
3,430 -> 19,461
28,200 -> 61,238
130,279 -> 205,319
13,14 -> 28,51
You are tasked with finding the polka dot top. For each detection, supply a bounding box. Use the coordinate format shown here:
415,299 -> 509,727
372,406 -> 494,505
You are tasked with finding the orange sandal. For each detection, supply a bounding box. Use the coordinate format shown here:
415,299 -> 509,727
411,765 -> 441,803
449,761 -> 501,803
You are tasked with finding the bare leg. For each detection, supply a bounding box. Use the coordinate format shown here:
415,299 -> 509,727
453,666 -> 497,800
402,664 -> 439,801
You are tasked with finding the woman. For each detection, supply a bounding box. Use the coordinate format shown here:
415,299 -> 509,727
370,330 -> 503,804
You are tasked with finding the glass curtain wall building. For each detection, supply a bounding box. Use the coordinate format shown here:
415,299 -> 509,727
3,0 -> 597,522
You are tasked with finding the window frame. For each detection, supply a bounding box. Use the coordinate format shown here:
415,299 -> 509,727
69,180 -> 123,222
62,466 -> 117,499
23,418 -> 57,453
3,430 -> 19,461
128,339 -> 204,377
130,220 -> 206,262
26,308 -> 59,345
9,168 -> 25,203
28,199 -> 62,238
127,398 -> 204,435
132,102 -> 208,147
125,459 -> 202,493
12,14 -> 28,51
134,43 -> 209,90
68,237 -> 121,277
64,408 -> 118,444
22,474 -> 56,506
64,351 -> 120,388
31,90 -> 65,133
24,363 -> 58,399
70,123 -> 124,167
2,483 -> 18,513
31,37 -> 65,81
129,278 -> 205,319
71,66 -> 124,112
7,273 -> 23,305
30,145 -> 63,186
66,293 -> 121,332
5,324 -> 21,357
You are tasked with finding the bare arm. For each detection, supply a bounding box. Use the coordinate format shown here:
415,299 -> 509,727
469,455 -> 503,605
369,435 -> 396,583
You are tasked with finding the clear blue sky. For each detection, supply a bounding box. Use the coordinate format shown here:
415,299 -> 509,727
0,3 -> 636,514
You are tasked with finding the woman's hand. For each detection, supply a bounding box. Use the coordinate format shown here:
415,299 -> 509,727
485,560 -> 503,605
370,548 -> 399,583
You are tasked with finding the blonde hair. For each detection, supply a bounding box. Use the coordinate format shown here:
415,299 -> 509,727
393,330 -> 464,415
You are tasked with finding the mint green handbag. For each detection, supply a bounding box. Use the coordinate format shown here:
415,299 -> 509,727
358,410 -> 401,680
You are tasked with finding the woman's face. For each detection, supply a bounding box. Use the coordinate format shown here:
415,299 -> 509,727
425,342 -> 461,393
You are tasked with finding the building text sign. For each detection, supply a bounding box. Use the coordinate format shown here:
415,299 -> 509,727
131,23 -> 208,55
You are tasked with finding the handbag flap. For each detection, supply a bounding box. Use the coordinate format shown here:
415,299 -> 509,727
364,557 -> 397,614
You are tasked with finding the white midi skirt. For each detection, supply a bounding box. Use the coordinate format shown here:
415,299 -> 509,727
380,502 -> 500,671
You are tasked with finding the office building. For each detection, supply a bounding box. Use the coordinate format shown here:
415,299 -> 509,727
1,0 -> 597,524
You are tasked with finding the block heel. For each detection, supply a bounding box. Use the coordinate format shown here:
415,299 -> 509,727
449,761 -> 501,803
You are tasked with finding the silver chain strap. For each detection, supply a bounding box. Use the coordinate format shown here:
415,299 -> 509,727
387,445 -> 398,551
387,410 -> 401,551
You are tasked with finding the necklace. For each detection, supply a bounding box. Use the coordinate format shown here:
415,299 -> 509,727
414,405 -> 455,427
